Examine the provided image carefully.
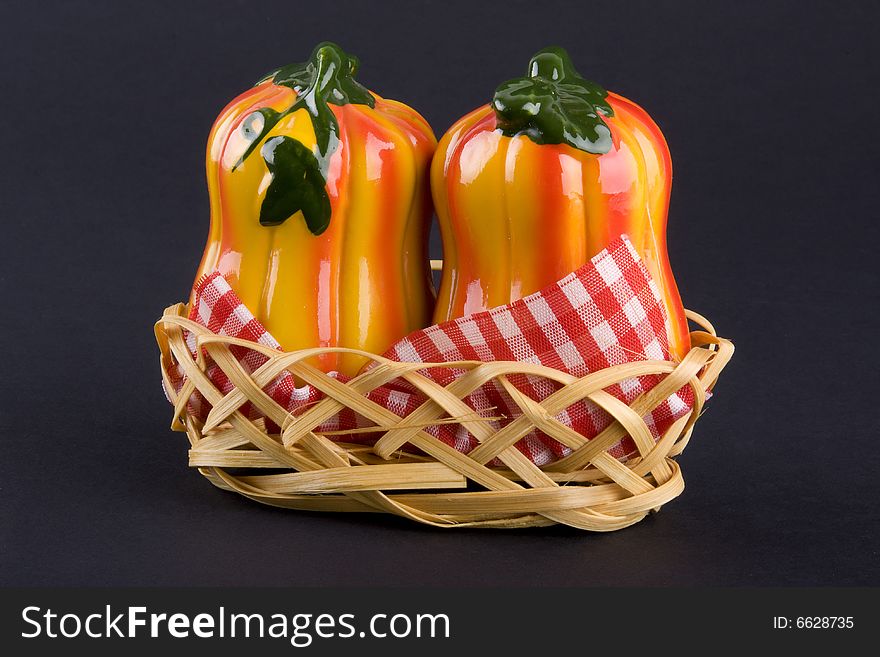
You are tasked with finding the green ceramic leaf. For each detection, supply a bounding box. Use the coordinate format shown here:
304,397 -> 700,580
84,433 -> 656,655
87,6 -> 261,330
492,46 -> 614,155
233,107 -> 283,170
236,43 -> 374,232
259,136 -> 331,235
259,61 -> 311,89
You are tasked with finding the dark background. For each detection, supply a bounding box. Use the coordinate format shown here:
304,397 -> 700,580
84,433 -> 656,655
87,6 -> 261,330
1,0 -> 877,587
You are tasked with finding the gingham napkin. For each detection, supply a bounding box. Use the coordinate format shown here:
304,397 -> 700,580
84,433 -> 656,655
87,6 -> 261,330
166,235 -> 695,465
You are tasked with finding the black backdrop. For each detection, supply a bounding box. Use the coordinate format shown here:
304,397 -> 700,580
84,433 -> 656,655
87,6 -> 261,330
2,0 -> 877,587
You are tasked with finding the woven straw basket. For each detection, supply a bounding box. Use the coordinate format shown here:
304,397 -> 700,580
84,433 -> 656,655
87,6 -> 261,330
156,285 -> 732,531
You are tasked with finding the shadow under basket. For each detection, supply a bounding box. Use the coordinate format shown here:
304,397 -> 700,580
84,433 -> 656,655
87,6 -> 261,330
155,305 -> 733,532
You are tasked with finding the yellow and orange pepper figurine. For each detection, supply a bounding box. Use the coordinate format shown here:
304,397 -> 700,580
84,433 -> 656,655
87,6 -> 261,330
193,42 -> 436,375
431,47 -> 690,360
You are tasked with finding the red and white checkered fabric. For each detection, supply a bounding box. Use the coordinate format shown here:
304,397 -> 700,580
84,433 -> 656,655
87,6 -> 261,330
165,235 -> 695,465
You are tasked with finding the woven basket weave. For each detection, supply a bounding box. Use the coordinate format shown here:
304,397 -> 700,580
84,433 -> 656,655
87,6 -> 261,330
155,301 -> 732,531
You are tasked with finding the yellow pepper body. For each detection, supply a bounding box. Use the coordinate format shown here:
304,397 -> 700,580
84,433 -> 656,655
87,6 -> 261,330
193,44 -> 436,376
432,48 -> 689,360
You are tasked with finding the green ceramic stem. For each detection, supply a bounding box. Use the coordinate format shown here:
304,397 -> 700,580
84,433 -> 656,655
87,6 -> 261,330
492,46 -> 614,155
237,42 -> 374,171
234,42 -> 374,235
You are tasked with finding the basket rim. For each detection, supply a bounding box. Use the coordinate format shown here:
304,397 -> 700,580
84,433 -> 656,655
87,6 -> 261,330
157,303 -> 727,375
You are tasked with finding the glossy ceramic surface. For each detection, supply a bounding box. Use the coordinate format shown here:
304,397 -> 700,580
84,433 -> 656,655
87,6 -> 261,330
431,47 -> 690,359
193,43 -> 437,375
